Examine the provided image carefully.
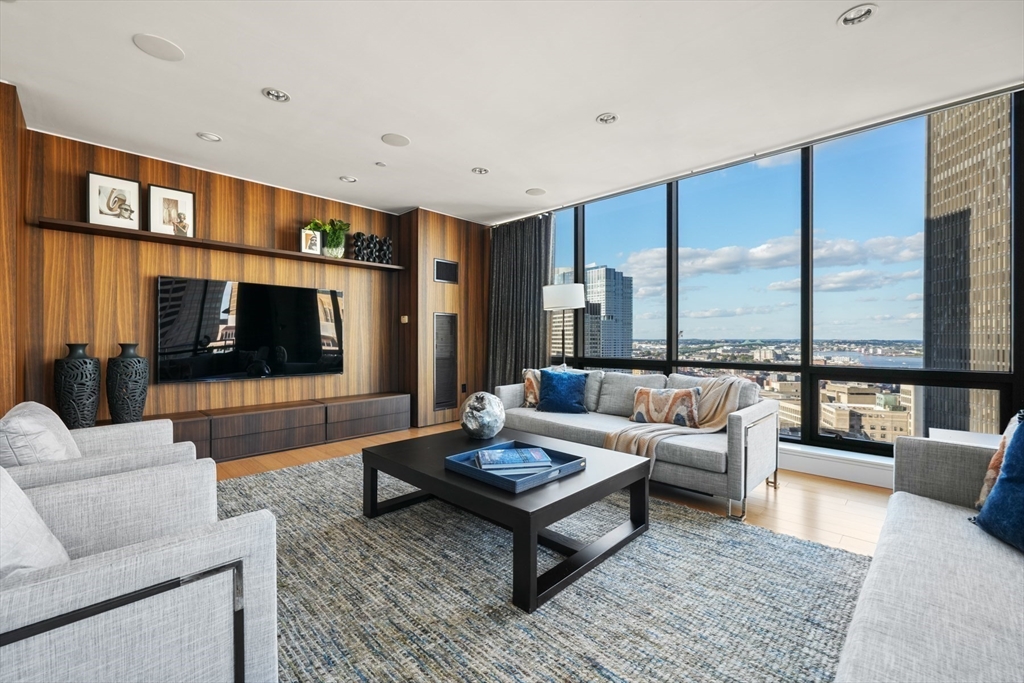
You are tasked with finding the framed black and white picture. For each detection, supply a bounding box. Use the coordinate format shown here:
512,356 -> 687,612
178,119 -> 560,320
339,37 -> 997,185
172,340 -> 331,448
148,185 -> 195,238
300,228 -> 322,255
87,172 -> 140,230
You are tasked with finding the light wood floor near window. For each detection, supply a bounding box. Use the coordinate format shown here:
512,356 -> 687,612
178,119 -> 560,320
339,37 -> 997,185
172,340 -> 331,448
217,424 -> 891,556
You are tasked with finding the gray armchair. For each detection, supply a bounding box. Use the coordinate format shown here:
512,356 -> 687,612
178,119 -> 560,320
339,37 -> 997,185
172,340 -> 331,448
0,460 -> 278,683
6,419 -> 196,490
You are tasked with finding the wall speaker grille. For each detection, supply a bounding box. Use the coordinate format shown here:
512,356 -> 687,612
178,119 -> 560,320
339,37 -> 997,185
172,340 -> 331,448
433,313 -> 458,410
434,259 -> 459,284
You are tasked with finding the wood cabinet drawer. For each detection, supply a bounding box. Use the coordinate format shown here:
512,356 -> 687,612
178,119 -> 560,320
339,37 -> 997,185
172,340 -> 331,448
206,401 -> 325,439
326,412 -> 410,442
322,394 -> 409,423
211,424 -> 325,461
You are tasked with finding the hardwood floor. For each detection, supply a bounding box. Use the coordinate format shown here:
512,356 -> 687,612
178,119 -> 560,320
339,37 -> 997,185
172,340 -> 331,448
217,423 -> 891,556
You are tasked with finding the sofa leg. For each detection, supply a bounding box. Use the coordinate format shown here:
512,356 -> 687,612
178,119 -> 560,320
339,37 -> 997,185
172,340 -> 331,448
766,469 -> 779,489
727,499 -> 747,521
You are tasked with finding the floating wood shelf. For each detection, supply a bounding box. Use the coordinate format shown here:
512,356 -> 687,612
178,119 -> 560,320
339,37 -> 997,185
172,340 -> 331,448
37,218 -> 405,271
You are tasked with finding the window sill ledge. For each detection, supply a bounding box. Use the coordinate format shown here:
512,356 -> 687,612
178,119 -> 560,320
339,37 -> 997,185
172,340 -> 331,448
778,442 -> 893,489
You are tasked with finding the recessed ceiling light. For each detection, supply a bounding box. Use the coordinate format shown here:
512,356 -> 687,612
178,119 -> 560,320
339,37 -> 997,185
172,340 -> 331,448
196,132 -> 222,142
261,87 -> 290,103
596,112 -> 618,125
525,188 -> 547,196
375,161 -> 387,167
471,167 -> 489,175
339,176 -> 358,183
381,133 -> 411,147
838,4 -> 877,26
132,34 -> 185,62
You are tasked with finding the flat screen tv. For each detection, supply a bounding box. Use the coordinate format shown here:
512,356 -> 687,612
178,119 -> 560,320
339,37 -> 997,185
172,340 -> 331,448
156,276 -> 343,383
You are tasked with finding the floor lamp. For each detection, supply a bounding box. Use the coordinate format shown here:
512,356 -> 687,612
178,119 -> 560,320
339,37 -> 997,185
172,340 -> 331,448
543,283 -> 586,368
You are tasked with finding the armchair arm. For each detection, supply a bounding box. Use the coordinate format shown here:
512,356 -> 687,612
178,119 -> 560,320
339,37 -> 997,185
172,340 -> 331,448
71,420 -> 175,456
25,460 -> 217,560
7,441 -> 196,490
894,436 -> 993,508
0,511 -> 277,683
495,383 -> 525,410
725,400 -> 779,500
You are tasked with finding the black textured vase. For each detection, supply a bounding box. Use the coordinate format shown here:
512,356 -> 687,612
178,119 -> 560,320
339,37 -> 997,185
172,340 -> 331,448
54,343 -> 101,429
106,343 -> 150,424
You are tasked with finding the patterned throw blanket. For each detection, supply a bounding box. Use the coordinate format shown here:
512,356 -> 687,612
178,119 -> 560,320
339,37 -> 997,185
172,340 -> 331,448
603,376 -> 747,471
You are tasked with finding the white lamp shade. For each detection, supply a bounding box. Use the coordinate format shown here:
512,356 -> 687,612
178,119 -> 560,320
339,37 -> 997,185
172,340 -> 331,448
543,283 -> 586,311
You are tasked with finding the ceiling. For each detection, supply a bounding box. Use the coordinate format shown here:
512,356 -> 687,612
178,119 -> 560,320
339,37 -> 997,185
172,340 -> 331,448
2,1 -> 1022,226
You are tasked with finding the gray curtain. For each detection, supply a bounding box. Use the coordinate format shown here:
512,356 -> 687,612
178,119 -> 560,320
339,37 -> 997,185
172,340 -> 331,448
487,213 -> 553,390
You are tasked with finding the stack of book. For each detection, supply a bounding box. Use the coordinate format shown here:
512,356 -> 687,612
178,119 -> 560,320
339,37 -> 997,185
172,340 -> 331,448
475,447 -> 553,476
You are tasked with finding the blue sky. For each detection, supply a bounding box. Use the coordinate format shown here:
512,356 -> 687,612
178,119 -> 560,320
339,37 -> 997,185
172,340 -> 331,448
555,117 -> 928,341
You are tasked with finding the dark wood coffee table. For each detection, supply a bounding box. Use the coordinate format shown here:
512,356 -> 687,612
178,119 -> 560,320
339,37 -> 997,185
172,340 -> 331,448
362,428 -> 649,612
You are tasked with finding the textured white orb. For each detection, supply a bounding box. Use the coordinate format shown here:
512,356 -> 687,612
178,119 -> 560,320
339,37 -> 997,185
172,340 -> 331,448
460,392 -> 505,439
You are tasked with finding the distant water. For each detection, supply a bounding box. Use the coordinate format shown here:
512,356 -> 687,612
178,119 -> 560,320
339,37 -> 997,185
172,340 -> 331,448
816,351 -> 923,368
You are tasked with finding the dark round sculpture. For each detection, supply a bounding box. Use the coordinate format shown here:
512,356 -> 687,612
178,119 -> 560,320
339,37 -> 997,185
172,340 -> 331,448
460,391 -> 505,439
106,343 -> 150,424
54,343 -> 101,429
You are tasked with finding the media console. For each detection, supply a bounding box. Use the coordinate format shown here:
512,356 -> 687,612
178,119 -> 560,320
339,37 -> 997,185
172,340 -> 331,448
144,393 -> 411,462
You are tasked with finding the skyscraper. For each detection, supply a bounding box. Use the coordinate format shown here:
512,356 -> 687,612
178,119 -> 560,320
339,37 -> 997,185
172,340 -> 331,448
923,94 -> 1012,433
585,265 -> 633,358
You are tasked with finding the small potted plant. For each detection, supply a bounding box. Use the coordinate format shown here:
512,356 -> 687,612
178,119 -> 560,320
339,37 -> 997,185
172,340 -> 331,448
305,218 -> 350,259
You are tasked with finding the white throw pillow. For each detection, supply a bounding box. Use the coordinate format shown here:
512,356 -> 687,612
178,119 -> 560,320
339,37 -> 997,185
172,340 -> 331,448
0,467 -> 71,581
0,402 -> 84,468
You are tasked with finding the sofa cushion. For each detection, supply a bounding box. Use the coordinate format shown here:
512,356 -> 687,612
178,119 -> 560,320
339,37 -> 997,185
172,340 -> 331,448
564,369 -> 604,413
0,467 -> 71,581
835,492 -> 1024,683
536,369 -> 587,414
0,402 -> 83,468
974,424 -> 1024,553
522,368 -> 604,412
976,414 -> 1020,509
631,387 -> 700,427
596,372 -> 668,417
522,369 -> 541,408
654,432 -> 728,474
503,408 -> 727,473
667,373 -> 761,410
504,408 -> 631,448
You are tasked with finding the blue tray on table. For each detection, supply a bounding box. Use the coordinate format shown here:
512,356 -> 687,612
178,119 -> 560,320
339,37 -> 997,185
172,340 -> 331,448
444,440 -> 586,494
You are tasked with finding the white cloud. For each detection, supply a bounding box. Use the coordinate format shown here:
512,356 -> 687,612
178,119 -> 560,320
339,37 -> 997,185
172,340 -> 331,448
812,233 -> 923,266
614,231 -> 924,298
856,296 -> 880,302
905,293 -> 924,301
635,285 -> 665,299
680,302 -> 795,319
869,312 -> 923,324
768,269 -> 920,293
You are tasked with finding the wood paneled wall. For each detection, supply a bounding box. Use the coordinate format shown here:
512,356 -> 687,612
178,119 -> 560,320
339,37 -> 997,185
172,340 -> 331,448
396,208 -> 490,426
0,84 -> 23,412
14,124 -> 398,419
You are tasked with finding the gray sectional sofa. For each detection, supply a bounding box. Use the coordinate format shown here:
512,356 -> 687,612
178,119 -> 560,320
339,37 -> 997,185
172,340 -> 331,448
836,436 -> 1024,683
495,370 -> 779,518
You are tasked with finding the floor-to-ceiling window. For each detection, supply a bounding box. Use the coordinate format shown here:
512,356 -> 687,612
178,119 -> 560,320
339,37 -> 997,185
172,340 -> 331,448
548,91 -> 1021,455
583,186 -> 667,361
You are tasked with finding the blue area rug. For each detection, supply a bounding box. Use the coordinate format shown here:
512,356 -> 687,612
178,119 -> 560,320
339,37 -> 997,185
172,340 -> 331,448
218,455 -> 869,682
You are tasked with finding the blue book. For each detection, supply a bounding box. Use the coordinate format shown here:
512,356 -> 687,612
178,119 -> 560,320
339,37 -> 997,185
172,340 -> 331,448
476,447 -> 551,470
486,466 -> 557,476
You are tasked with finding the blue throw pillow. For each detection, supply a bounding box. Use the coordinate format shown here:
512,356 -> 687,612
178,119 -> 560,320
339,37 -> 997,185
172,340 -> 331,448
974,423 -> 1024,553
536,369 -> 587,414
